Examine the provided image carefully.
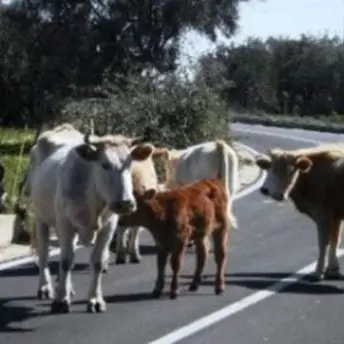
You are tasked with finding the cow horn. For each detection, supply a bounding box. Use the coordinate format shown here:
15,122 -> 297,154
129,136 -> 145,146
84,133 -> 92,145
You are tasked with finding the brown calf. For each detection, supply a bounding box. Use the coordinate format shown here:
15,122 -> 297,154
118,178 -> 234,299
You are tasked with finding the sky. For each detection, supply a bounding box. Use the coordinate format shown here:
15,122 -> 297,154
180,0 -> 344,65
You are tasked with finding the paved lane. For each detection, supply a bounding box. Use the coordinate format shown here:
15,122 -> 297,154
1,124 -> 343,344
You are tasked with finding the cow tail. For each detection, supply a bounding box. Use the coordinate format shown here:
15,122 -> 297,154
216,140 -> 239,231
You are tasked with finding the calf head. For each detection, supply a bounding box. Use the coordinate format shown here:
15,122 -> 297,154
255,148 -> 312,201
75,133 -> 154,215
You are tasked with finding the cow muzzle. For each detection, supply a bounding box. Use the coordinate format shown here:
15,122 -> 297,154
111,200 -> 136,215
260,187 -> 284,201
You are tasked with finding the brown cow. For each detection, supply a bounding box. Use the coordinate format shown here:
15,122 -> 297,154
118,178 -> 234,299
255,144 -> 344,281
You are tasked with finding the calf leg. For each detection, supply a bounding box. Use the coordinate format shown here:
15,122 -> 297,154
87,221 -> 117,313
169,243 -> 185,299
115,225 -> 129,264
128,226 -> 142,263
51,221 -> 76,313
36,220 -> 54,300
313,220 -> 331,281
152,248 -> 169,298
189,237 -> 208,292
212,229 -> 228,295
325,219 -> 342,279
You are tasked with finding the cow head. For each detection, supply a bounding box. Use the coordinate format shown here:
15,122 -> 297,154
75,133 -> 154,215
255,148 -> 312,201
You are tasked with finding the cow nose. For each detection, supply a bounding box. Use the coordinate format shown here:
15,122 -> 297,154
112,200 -> 136,214
260,187 -> 269,196
274,193 -> 284,201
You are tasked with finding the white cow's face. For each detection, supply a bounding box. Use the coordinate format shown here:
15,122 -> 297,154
255,149 -> 312,201
76,135 -> 154,215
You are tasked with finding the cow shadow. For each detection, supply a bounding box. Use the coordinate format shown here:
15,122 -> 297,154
178,272 -> 344,295
0,261 -> 90,278
0,296 -> 53,333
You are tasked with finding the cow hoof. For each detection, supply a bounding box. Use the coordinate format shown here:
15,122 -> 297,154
37,287 -> 54,300
306,273 -> 323,283
115,256 -> 127,265
188,283 -> 199,292
87,299 -> 106,313
151,288 -> 163,299
130,255 -> 141,264
324,267 -> 341,280
51,300 -> 71,314
102,267 -> 108,274
215,286 -> 225,295
169,290 -> 179,300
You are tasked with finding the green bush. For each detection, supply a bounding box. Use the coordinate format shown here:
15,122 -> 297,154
59,69 -> 232,150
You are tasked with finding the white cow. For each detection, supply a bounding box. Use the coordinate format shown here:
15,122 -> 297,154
113,147 -> 168,264
162,140 -> 240,229
29,127 -> 154,313
123,140 -> 240,259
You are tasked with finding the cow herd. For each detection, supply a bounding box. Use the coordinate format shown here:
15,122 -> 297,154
17,123 -> 240,313
12,123 -> 344,315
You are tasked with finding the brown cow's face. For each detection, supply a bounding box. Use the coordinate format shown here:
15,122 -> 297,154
255,149 -> 312,201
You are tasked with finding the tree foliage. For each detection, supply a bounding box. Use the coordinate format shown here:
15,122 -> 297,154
0,0 -> 248,126
197,35 -> 344,116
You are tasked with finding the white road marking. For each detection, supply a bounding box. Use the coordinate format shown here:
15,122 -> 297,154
148,249 -> 344,344
233,126 -> 320,145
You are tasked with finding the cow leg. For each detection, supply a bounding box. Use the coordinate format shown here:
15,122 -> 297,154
313,220 -> 331,281
152,248 -> 169,298
36,220 -> 54,300
115,225 -> 128,264
325,219 -> 342,279
189,237 -> 208,292
129,227 -> 142,263
212,229 -> 228,295
169,243 -> 185,299
51,219 -> 76,313
87,222 -> 116,313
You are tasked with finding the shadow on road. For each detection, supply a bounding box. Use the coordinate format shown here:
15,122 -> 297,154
179,272 -> 344,295
0,296 -> 53,333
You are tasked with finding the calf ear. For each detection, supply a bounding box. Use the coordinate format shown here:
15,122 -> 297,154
143,188 -> 156,200
295,156 -> 312,173
131,144 -> 154,161
75,144 -> 99,161
255,155 -> 271,170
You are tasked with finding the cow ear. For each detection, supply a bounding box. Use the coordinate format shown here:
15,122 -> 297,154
295,156 -> 312,173
255,155 -> 271,170
143,188 -> 156,200
75,144 -> 99,161
131,144 -> 154,161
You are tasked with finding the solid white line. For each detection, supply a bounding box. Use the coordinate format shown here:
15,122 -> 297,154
148,249 -> 344,344
233,142 -> 266,200
0,247 -> 61,272
234,126 -> 321,145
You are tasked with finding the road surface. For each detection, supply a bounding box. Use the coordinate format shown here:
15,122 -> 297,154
1,123 -> 344,344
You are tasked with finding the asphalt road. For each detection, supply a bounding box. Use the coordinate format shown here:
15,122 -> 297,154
1,123 -> 344,344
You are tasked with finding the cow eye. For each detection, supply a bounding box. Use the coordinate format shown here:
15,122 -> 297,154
101,162 -> 111,170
